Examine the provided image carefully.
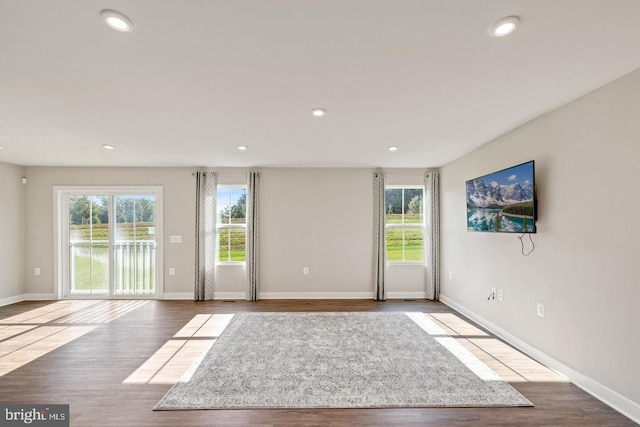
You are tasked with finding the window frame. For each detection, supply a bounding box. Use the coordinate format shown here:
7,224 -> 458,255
53,186 -> 164,300
385,185 -> 425,265
216,184 -> 247,264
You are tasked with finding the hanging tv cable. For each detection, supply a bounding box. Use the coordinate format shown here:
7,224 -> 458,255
518,233 -> 535,256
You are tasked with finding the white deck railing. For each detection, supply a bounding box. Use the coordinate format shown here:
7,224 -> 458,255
69,240 -> 156,294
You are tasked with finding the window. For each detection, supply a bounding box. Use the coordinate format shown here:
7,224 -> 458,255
217,186 -> 247,262
385,186 -> 424,262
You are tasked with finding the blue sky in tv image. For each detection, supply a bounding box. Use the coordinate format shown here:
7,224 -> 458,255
466,161 -> 536,233
482,162 -> 534,188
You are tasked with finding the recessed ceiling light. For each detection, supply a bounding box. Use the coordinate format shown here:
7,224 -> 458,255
311,108 -> 326,117
237,145 -> 248,151
388,146 -> 399,152
100,10 -> 134,32
489,16 -> 520,37
102,144 -> 115,150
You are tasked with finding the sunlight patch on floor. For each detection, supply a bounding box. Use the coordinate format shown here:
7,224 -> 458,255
172,314 -> 211,338
173,314 -> 235,338
0,300 -> 102,324
124,339 -> 215,384
0,326 -> 68,357
56,300 -> 150,324
124,313 -> 234,385
192,314 -> 235,338
407,312 -> 501,381
0,300 -> 149,379
427,312 -> 489,337
467,337 -> 567,383
420,312 -> 568,384
0,326 -> 96,377
149,340 -> 215,384
0,325 -> 38,341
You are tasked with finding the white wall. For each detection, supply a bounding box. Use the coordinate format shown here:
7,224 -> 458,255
23,166 -> 427,299
259,168 -> 373,297
440,68 -> 640,415
0,162 -> 26,304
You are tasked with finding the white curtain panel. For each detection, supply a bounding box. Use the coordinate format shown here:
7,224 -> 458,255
373,170 -> 386,301
424,171 -> 440,300
195,171 -> 218,301
246,171 -> 260,301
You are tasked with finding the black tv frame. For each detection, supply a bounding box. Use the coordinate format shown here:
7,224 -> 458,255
466,160 -> 536,233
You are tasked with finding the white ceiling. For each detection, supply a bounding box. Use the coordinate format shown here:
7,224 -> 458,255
1,0 -> 640,168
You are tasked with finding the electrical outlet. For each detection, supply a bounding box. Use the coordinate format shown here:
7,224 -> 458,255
537,303 -> 545,318
498,289 -> 504,301
34,267 -> 41,276
449,271 -> 453,280
303,267 -> 309,275
169,267 -> 176,276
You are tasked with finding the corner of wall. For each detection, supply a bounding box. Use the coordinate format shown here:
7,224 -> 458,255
0,162 -> 27,301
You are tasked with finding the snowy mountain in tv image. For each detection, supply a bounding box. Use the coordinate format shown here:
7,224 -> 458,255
466,179 -> 533,208
466,162 -> 536,233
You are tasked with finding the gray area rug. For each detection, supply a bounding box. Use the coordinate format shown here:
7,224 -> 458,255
154,312 -> 532,409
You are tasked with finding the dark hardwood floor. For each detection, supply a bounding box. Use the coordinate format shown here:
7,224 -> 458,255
0,299 -> 635,426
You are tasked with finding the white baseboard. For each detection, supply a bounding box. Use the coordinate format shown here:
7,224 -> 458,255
0,294 -> 26,307
259,292 -> 374,300
163,292 -> 248,300
164,291 -> 425,301
163,292 -> 194,300
214,292 -> 246,300
0,293 -> 58,307
440,295 -> 640,425
387,292 -> 427,299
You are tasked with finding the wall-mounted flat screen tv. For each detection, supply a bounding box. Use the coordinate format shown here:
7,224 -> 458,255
466,160 -> 536,233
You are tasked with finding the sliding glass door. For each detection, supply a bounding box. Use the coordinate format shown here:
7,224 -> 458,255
60,188 -> 162,299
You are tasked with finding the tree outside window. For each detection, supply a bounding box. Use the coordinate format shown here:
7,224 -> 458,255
217,186 -> 247,262
385,187 -> 424,262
